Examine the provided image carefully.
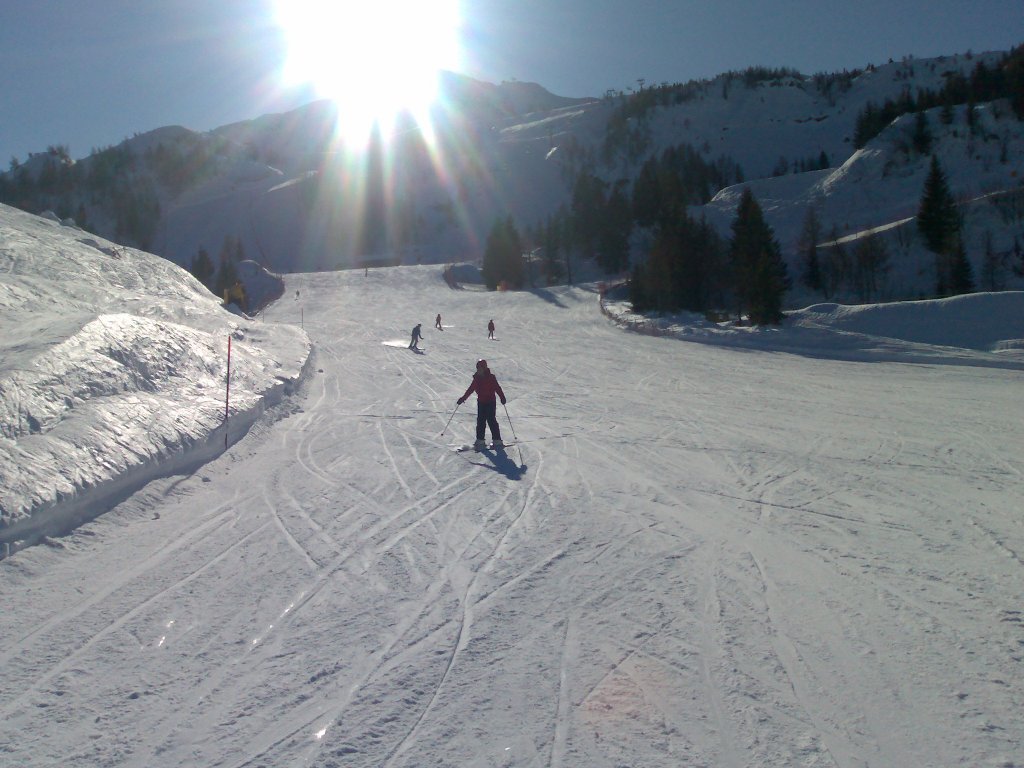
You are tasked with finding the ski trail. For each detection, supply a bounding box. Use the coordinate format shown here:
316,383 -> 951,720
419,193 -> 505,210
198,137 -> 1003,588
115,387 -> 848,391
265,494 -> 319,570
382,477 -> 539,765
379,420 -> 415,500
550,614 -> 576,767
0,518 -> 274,720
698,558 -> 745,768
0,488 -> 244,667
228,488 -> 515,767
401,429 -> 439,486
746,550 -> 852,768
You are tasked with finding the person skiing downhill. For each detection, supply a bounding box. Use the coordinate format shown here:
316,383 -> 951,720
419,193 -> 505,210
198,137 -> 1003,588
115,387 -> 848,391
409,323 -> 423,350
487,319 -> 495,339
458,359 -> 506,449
435,313 -> 443,330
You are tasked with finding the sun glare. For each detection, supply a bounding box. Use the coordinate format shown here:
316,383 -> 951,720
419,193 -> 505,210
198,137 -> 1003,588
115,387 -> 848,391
276,0 -> 461,145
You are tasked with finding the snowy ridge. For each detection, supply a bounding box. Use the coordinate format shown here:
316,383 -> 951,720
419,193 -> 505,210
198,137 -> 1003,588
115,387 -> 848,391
7,49 -> 1019,291
0,203 -> 311,549
700,100 -> 1024,240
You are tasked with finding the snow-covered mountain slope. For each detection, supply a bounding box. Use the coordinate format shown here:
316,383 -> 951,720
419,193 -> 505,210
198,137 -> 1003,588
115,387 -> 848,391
626,53 -> 1005,178
694,98 -> 1024,301
1,260 -> 1022,766
6,51 -> 1018,282
0,203 -> 310,547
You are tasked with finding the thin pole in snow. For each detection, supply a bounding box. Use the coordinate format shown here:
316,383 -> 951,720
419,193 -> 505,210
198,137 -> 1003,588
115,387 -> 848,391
502,402 -> 524,465
224,335 -> 232,450
440,401 -> 462,436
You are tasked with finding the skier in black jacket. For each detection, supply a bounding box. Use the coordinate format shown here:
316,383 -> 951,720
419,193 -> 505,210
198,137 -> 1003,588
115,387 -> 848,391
409,323 -> 423,350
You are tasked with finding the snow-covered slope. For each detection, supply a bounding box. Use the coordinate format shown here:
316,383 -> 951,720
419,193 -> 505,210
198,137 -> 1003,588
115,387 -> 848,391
7,49 -> 1019,292
1,259 -> 1022,766
0,204 -> 310,548
697,100 -> 1024,262
627,54 -> 1003,178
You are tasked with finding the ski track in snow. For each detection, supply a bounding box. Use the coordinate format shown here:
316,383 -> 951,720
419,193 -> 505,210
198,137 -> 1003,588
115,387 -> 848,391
2,267 -> 1024,767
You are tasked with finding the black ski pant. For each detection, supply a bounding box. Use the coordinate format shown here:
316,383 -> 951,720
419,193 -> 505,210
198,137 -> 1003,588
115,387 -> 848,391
476,401 -> 501,442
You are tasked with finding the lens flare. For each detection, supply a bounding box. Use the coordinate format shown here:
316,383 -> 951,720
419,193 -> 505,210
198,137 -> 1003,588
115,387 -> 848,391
276,0 -> 461,145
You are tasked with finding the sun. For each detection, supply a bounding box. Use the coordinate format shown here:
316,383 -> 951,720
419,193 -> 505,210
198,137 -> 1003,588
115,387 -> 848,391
276,0 -> 461,145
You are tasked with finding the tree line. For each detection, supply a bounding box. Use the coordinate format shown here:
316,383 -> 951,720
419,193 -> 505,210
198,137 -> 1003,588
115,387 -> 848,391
481,140 -> 789,325
0,134 -> 230,251
487,139 -> 1024,323
189,235 -> 248,303
853,46 -> 1024,148
628,188 -> 789,325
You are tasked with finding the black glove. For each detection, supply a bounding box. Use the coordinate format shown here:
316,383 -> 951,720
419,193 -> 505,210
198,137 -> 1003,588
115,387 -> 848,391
457,397 -> 465,405
500,397 -> 506,405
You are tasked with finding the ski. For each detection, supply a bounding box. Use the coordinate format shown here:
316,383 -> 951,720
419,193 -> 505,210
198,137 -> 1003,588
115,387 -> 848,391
451,442 -> 515,453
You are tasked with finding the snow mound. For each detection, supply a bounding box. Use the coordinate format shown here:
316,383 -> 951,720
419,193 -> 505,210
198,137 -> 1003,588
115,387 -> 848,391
602,289 -> 1024,366
792,293 -> 1024,352
0,204 -> 310,549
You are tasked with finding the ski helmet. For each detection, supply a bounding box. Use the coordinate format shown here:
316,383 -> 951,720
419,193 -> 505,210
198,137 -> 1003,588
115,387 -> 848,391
476,359 -> 488,370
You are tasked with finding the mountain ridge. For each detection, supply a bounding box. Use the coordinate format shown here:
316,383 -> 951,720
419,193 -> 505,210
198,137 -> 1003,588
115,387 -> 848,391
2,51 -> 1022,304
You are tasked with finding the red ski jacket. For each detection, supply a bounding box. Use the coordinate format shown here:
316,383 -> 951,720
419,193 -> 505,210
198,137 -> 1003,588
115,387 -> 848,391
460,372 -> 505,405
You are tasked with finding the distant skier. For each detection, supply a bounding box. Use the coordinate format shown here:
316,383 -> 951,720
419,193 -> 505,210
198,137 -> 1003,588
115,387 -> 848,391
457,359 -> 506,450
409,323 -> 423,350
435,313 -> 443,330
487,319 -> 495,339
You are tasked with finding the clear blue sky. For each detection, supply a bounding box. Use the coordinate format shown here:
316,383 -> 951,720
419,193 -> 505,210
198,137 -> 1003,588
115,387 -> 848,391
2,0 -> 1022,163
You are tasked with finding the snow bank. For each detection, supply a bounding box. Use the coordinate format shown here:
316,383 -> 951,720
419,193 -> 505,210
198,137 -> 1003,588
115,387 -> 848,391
0,204 -> 310,551
793,293 -> 1024,351
602,288 -> 1024,366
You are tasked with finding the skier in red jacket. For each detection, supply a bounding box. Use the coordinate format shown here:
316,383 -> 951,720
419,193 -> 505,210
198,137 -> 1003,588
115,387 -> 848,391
458,359 -> 506,449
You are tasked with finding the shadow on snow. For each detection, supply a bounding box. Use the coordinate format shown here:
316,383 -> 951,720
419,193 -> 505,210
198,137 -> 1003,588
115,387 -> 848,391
464,447 -> 527,479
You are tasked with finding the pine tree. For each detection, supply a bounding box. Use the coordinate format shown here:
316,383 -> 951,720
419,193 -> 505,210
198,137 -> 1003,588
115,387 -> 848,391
729,189 -> 789,324
631,159 -> 662,228
948,236 -> 975,295
190,246 -> 215,289
917,155 -> 960,293
596,180 -> 632,273
685,215 -> 726,312
1007,45 -> 1024,119
570,172 -> 606,255
852,234 -> 890,302
821,226 -> 849,300
911,110 -> 932,155
482,217 -> 524,290
979,231 -> 1005,291
541,213 -> 564,285
798,207 -> 822,293
628,262 -> 649,311
214,236 -> 240,297
939,100 -> 955,125
966,98 -> 978,134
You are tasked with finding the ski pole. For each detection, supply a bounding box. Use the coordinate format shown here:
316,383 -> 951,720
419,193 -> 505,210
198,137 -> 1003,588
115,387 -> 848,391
502,402 -> 519,443
502,402 -> 524,465
440,401 -> 461,436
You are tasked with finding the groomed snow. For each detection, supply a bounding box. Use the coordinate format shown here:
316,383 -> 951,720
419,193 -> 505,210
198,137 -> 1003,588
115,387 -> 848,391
2,212 -> 1023,766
